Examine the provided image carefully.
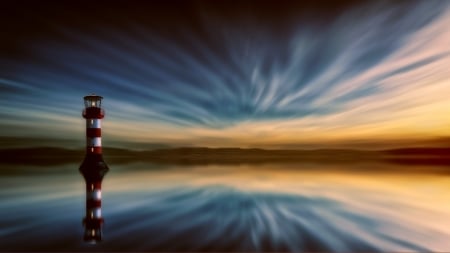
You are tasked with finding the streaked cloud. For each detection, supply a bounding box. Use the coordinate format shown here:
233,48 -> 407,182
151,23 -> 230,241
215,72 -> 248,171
0,1 -> 449,148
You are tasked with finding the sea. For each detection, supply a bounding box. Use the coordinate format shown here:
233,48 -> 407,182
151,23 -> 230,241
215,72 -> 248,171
1,162 -> 449,252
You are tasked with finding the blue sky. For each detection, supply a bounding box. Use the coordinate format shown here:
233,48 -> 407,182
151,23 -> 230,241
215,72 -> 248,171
1,1 -> 450,149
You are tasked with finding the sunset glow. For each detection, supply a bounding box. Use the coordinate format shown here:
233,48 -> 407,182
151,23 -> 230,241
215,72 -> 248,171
1,1 -> 449,149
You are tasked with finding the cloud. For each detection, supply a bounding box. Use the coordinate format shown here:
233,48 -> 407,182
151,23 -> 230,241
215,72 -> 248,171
0,1 -> 449,147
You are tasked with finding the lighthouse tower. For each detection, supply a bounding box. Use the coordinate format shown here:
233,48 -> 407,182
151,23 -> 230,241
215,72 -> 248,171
79,94 -> 109,243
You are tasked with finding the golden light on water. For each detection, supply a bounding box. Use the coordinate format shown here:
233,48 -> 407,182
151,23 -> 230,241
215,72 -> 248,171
101,163 -> 450,251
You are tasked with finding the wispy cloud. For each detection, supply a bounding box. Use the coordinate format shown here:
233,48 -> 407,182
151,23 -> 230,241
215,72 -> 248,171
0,1 -> 449,147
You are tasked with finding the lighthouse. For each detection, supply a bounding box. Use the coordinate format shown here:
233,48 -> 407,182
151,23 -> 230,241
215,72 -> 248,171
79,94 -> 109,243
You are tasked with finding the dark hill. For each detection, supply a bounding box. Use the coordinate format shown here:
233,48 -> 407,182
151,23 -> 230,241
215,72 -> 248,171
0,147 -> 449,166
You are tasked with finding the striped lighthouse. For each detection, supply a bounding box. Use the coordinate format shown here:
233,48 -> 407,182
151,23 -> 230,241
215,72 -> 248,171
79,94 -> 109,243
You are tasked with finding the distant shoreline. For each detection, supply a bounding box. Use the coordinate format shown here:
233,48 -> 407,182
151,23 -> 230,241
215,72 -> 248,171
1,147 -> 449,166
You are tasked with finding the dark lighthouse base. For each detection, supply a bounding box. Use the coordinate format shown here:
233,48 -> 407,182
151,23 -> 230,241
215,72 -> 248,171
79,154 -> 109,181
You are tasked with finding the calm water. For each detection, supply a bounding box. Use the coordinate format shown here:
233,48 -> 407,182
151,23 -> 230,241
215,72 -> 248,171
0,162 -> 449,252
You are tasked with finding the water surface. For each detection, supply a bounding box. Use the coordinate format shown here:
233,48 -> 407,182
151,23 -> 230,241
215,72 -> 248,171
1,162 -> 449,252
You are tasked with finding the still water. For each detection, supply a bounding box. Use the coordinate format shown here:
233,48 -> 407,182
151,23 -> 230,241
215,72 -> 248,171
0,162 -> 449,252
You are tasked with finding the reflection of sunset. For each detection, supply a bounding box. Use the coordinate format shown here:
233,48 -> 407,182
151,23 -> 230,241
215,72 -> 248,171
1,162 -> 450,251
101,163 -> 450,251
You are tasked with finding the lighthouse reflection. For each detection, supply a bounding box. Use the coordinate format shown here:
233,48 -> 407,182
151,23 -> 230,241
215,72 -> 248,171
82,180 -> 105,242
79,158 -> 109,243
79,140 -> 109,243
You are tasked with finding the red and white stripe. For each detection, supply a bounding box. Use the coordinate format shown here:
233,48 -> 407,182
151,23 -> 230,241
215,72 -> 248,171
86,118 -> 102,154
86,181 -> 103,220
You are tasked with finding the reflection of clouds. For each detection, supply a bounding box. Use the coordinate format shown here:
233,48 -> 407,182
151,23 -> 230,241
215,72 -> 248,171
102,164 -> 450,252
0,2 -> 449,146
1,163 -> 450,251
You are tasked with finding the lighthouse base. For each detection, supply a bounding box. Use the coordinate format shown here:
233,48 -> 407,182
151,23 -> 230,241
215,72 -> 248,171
79,154 -> 109,181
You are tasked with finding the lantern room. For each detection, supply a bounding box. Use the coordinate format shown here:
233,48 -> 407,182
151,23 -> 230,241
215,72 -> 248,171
83,94 -> 105,119
84,95 -> 103,108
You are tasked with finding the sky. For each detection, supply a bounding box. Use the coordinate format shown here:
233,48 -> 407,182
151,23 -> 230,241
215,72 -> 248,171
1,0 -> 450,149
